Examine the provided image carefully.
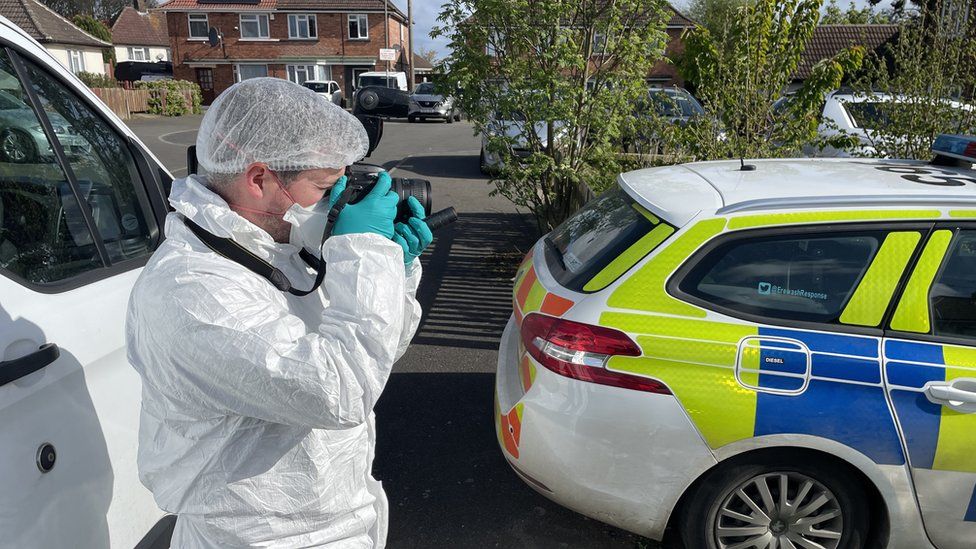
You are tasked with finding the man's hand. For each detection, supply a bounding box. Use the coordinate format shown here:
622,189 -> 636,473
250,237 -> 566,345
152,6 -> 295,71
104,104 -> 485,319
330,172 -> 398,239
392,196 -> 433,265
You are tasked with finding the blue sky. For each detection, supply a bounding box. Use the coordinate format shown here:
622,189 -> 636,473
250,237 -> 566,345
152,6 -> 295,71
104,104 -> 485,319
401,0 -> 892,60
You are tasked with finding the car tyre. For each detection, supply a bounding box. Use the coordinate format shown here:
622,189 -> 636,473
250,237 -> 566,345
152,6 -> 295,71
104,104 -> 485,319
1,129 -> 37,164
408,115 -> 416,123
479,149 -> 492,175
679,458 -> 869,549
446,111 -> 454,124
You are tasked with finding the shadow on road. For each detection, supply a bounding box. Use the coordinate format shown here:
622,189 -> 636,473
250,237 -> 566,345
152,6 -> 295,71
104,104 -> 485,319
374,372 -> 650,549
383,154 -> 484,181
413,211 -> 536,351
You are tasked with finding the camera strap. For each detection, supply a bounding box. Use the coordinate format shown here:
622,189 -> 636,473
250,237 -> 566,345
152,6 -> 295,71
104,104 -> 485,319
181,188 -> 356,296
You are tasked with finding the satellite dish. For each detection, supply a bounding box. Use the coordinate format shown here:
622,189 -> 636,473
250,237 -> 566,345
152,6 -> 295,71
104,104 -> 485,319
208,27 -> 222,48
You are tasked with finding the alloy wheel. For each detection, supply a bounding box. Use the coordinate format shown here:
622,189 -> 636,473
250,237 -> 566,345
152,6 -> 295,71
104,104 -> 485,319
2,131 -> 31,162
713,472 -> 843,549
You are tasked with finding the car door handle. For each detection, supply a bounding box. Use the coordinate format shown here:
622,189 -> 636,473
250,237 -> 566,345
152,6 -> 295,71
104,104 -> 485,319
925,378 -> 976,413
0,344 -> 60,386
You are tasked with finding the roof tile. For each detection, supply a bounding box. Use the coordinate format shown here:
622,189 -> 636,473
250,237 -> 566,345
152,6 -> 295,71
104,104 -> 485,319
0,0 -> 111,47
796,24 -> 899,79
111,6 -> 169,46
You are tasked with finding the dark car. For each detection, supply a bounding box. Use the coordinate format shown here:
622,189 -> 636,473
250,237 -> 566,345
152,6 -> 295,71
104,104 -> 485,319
114,61 -> 173,83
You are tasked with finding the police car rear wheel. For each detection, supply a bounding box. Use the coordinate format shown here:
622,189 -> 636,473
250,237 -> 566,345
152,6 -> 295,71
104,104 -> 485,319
680,460 -> 868,549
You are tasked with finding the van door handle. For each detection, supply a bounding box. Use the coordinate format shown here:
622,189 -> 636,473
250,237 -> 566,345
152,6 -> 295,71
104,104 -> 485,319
0,344 -> 60,386
925,379 -> 976,413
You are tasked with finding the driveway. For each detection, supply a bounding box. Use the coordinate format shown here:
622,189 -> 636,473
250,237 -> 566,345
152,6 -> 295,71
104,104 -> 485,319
126,114 -> 654,549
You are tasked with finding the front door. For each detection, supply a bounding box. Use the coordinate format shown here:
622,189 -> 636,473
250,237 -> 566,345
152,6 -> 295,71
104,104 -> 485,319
0,45 -> 165,545
196,68 -> 215,104
884,226 -> 976,549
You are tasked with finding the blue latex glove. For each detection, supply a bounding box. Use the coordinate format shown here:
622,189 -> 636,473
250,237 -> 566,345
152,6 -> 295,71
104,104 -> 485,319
392,196 -> 433,265
329,172 -> 398,239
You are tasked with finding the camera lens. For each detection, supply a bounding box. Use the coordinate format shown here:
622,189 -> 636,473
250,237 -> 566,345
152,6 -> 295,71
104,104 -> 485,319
392,178 -> 431,219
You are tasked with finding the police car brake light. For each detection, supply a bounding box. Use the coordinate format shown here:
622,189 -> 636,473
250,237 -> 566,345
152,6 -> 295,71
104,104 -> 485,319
520,313 -> 670,394
931,134 -> 976,162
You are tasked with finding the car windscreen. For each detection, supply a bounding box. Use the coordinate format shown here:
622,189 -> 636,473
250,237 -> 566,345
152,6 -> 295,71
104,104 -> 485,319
359,76 -> 395,88
843,102 -> 894,130
650,90 -> 705,117
415,83 -> 436,94
545,187 -> 673,292
303,82 -> 328,92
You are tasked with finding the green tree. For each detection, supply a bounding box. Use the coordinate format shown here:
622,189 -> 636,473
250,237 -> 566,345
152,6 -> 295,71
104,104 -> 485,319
847,0 -> 976,159
821,0 -> 894,24
672,0 -> 864,160
685,0 -> 755,37
71,15 -> 114,65
433,0 -> 671,230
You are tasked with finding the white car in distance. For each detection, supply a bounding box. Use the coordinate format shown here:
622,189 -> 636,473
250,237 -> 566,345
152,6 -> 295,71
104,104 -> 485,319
301,80 -> 343,106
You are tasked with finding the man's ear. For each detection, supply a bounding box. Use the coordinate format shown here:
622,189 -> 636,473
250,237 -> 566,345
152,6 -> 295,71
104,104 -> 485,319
241,163 -> 272,200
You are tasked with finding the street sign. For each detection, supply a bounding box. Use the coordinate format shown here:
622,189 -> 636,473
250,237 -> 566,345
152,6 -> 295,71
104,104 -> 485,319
379,48 -> 397,61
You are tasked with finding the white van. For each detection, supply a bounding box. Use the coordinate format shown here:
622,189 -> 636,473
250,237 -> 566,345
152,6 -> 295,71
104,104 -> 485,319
0,15 -> 174,548
356,71 -> 408,91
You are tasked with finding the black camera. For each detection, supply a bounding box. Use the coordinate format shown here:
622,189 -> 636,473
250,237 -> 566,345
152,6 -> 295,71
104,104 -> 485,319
344,165 -> 456,231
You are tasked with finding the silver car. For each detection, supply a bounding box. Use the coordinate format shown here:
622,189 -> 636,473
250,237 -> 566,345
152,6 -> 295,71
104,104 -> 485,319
408,82 -> 460,123
0,89 -> 89,163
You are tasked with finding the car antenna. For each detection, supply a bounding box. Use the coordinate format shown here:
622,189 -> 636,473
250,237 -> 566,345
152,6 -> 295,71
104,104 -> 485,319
740,157 -> 756,171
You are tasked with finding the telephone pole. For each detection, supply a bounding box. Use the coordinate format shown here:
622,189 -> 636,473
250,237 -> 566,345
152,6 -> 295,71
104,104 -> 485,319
408,0 -> 415,89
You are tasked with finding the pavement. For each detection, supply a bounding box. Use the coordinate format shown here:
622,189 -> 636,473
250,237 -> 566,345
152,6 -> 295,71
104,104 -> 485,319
126,114 -> 654,549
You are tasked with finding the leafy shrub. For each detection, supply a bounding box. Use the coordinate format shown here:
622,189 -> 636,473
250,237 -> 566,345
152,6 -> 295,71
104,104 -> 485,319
77,71 -> 118,88
136,80 -> 203,116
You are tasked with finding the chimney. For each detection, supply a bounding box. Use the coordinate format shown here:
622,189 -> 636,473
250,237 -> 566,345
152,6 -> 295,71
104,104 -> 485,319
133,0 -> 148,12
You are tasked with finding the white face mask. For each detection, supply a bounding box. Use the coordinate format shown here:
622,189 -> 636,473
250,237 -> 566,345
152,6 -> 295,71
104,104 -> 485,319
283,199 -> 331,257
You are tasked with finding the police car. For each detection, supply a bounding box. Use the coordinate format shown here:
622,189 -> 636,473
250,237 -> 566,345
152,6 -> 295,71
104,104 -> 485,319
497,136 -> 976,549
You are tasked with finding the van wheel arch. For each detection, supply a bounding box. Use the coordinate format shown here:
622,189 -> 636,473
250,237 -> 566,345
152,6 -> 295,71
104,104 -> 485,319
662,447 -> 889,549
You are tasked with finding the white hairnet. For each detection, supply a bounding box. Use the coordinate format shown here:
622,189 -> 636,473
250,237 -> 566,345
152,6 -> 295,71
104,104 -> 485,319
197,77 -> 369,174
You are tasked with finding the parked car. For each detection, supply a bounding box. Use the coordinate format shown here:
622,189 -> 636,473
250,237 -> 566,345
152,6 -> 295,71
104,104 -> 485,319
623,86 -> 710,153
114,60 -> 173,83
301,79 -> 343,106
356,71 -> 407,91
790,90 -> 975,157
408,82 -> 460,123
0,89 -> 90,163
0,14 -> 174,548
480,111 -> 572,174
499,136 -> 976,548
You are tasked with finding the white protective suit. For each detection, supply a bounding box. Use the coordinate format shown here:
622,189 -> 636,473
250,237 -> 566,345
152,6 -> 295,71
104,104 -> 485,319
126,174 -> 422,548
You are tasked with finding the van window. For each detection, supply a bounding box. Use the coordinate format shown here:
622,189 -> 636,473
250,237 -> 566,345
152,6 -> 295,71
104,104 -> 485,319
680,231 -> 883,323
358,75 -> 397,88
0,49 -> 155,286
545,187 -> 673,292
930,230 -> 976,340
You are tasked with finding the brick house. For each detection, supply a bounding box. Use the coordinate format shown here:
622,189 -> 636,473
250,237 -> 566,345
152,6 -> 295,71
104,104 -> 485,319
158,0 -> 409,104
655,6 -> 694,86
476,5 -> 694,87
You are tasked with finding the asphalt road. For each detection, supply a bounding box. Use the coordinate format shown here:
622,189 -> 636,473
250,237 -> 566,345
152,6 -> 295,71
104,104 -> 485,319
126,114 -> 653,549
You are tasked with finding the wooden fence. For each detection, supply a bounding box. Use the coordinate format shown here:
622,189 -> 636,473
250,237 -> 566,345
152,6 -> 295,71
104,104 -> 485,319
89,87 -> 193,119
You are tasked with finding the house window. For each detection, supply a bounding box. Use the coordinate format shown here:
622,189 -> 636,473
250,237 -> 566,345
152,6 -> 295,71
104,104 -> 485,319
287,64 -> 315,85
68,50 -> 85,73
240,14 -> 270,39
348,14 -> 368,39
188,13 -> 208,39
316,65 -> 332,81
593,30 -> 608,54
127,47 -> 150,61
288,14 -> 317,39
234,64 -> 268,82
